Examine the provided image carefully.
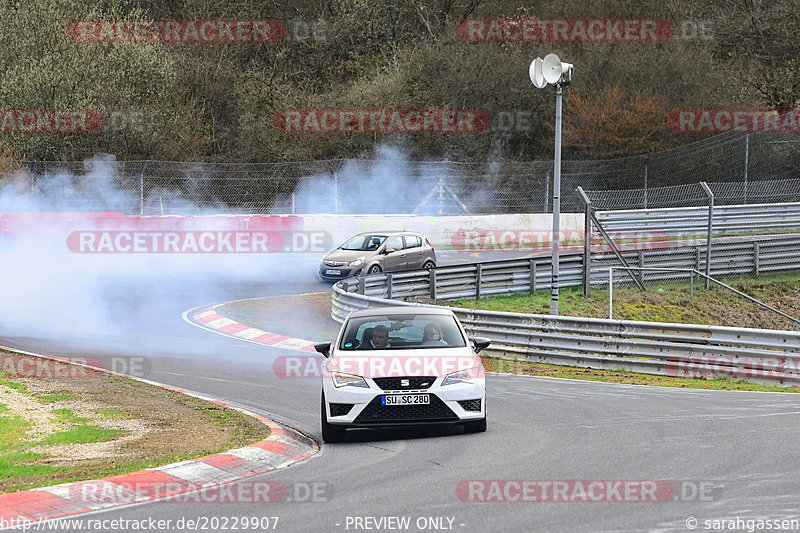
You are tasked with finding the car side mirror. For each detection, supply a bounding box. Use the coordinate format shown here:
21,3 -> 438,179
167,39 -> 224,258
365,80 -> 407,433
470,336 -> 491,354
314,342 -> 331,358
385,247 -> 396,254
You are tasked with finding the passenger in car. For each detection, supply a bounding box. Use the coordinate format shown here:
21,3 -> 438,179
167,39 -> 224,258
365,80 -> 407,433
422,323 -> 447,346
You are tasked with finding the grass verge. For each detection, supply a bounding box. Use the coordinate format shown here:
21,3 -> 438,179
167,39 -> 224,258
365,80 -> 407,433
450,270 -> 800,331
0,349 -> 270,494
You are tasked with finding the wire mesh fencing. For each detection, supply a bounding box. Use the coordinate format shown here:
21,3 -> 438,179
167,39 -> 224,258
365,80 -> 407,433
0,131 -> 796,215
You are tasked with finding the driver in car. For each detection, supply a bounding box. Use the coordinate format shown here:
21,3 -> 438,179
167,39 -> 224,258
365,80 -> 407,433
368,325 -> 391,349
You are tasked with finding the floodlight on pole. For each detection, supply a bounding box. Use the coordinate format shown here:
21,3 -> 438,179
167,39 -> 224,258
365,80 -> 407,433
529,53 -> 573,316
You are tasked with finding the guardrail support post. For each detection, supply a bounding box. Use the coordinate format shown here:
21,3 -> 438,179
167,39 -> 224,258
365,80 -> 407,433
358,277 -> 366,295
700,181 -> 714,289
386,273 -> 393,299
754,242 -> 760,276
476,264 -> 482,300
430,270 -> 437,300
529,260 -> 537,293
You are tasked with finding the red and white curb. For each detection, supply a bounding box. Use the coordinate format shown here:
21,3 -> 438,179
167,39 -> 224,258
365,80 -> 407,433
184,302 -> 319,352
0,345 -> 318,523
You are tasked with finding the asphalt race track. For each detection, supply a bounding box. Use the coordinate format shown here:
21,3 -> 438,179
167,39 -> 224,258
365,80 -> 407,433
3,252 -> 800,532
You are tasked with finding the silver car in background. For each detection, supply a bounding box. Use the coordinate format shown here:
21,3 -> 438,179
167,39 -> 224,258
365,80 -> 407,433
319,231 -> 436,280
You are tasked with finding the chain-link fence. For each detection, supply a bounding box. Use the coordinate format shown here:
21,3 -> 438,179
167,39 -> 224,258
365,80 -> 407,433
575,133 -> 800,322
0,131 -> 797,215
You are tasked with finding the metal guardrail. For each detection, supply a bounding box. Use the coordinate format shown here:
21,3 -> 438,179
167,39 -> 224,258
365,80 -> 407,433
330,233 -> 800,386
591,234 -> 800,285
333,233 -> 800,304
331,280 -> 800,386
597,202 -> 800,238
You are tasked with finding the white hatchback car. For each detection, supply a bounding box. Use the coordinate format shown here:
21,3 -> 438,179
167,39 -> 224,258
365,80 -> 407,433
315,306 -> 489,443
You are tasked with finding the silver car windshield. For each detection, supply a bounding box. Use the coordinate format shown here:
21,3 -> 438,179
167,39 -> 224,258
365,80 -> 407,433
340,235 -> 387,251
339,314 -> 467,350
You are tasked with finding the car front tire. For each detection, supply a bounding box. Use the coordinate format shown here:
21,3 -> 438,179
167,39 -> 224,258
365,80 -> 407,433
321,393 -> 347,443
368,264 -> 382,274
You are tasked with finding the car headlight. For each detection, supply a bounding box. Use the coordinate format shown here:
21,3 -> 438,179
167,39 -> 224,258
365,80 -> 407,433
348,257 -> 365,267
442,368 -> 475,386
331,371 -> 369,388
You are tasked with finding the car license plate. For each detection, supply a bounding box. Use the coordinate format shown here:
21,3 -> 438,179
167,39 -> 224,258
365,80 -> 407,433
382,394 -> 430,406
325,269 -> 342,275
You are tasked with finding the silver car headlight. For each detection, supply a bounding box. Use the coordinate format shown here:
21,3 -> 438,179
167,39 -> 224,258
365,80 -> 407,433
442,368 -> 475,386
348,257 -> 365,267
331,371 -> 369,388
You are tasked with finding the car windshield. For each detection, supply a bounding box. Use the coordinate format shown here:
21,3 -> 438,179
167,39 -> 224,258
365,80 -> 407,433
340,235 -> 387,251
338,313 -> 467,350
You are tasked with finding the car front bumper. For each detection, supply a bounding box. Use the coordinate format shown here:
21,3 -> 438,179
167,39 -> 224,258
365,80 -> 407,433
319,265 -> 363,280
323,377 -> 485,427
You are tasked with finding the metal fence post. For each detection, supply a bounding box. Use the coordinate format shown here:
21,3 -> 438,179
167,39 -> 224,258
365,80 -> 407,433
638,251 -> 645,286
430,269 -> 437,300
700,182 -> 714,289
439,159 -> 449,216
744,133 -> 749,204
29,160 -> 36,199
608,267 -> 614,319
386,273 -> 393,299
358,277 -> 366,295
333,159 -> 343,215
577,186 -> 592,296
643,156 -> 648,208
139,160 -> 149,216
754,242 -> 760,276
695,246 -> 702,272
529,260 -> 537,293
476,264 -> 482,300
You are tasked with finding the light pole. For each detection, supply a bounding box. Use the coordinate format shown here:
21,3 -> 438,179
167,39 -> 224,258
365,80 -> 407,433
530,54 -> 573,315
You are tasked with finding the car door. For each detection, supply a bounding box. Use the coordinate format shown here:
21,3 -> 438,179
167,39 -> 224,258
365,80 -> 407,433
402,234 -> 425,269
381,235 -> 407,272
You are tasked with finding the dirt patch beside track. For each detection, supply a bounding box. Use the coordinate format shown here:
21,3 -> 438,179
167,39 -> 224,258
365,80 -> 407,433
0,351 -> 269,494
